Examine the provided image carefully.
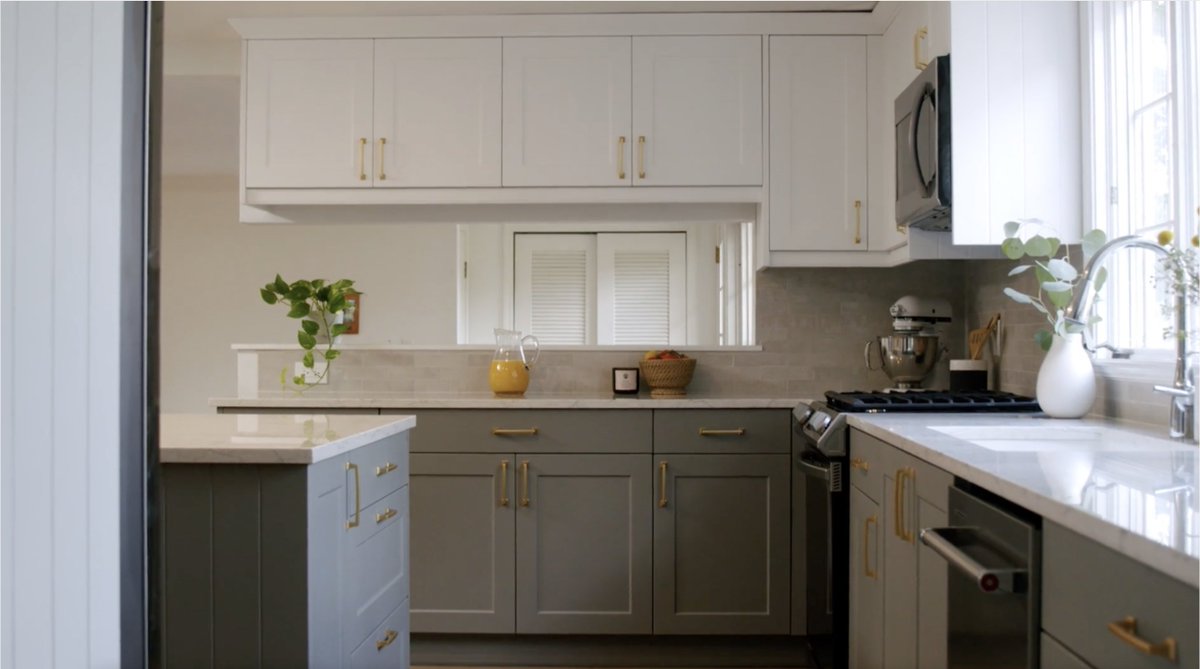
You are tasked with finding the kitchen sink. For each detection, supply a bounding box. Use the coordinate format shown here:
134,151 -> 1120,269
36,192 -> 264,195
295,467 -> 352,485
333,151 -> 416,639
928,424 -> 1188,452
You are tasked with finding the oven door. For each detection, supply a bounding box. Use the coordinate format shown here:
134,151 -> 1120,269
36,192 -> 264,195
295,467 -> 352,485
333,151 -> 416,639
794,447 -> 847,667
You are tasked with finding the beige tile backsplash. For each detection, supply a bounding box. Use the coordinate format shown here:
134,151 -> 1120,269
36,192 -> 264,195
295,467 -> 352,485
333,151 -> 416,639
245,258 -> 1172,428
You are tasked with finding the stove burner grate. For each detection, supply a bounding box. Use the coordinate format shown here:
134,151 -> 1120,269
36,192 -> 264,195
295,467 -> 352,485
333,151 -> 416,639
825,389 -> 1041,413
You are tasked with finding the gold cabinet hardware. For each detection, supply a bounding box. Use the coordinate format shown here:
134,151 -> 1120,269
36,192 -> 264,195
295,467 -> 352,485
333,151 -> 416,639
617,136 -> 627,179
893,470 -> 903,539
492,427 -> 538,437
519,461 -> 530,507
897,223 -> 908,235
698,428 -> 746,437
658,460 -> 669,508
914,26 -> 929,70
499,459 -> 510,507
375,507 -> 398,524
375,462 -> 398,477
637,135 -> 646,179
346,462 -> 361,529
375,629 -> 398,652
864,515 -> 878,579
854,199 -> 863,244
894,468 -> 916,543
850,457 -> 869,472
1107,616 -> 1177,661
377,137 -> 387,180
357,137 -> 367,181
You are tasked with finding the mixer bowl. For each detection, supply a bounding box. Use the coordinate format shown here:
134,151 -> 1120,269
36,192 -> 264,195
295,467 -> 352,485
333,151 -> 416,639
866,334 -> 943,386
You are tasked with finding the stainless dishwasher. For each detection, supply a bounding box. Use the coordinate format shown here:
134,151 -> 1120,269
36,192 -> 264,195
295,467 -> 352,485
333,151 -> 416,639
920,485 -> 1041,669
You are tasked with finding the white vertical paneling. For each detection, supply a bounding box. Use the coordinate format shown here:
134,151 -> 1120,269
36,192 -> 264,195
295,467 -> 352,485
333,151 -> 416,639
1,2 -> 135,666
985,2 -> 1026,242
950,1 -> 991,246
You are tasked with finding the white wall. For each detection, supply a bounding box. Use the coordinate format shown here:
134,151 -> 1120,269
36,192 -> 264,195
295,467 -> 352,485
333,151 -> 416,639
160,174 -> 457,411
2,2 -> 137,665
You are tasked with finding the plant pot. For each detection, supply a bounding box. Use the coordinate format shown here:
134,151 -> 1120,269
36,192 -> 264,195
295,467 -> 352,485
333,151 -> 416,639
314,310 -> 344,345
1036,332 -> 1096,418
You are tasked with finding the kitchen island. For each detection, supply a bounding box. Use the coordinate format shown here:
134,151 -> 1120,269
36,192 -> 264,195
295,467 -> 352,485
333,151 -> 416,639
160,413 -> 416,669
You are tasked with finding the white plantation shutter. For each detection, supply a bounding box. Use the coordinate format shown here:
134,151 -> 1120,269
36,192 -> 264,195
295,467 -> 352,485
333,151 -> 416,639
597,233 -> 687,345
513,234 -> 596,344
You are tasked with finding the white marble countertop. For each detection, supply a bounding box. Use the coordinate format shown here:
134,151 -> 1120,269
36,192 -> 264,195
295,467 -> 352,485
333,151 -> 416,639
848,413 -> 1200,587
210,392 -> 806,410
160,413 -> 417,464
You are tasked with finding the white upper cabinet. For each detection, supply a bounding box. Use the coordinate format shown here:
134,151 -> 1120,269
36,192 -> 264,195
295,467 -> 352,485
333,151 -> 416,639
631,36 -> 763,186
502,37 -> 633,187
769,36 -> 868,252
373,39 -> 502,187
244,40 -> 375,188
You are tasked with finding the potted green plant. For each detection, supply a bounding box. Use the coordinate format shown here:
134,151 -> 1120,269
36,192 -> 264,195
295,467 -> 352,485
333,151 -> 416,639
260,274 -> 356,390
1001,220 -> 1107,418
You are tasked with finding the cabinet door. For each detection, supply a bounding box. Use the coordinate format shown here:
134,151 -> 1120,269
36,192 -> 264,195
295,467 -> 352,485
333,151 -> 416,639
631,36 -> 762,186
883,470 -> 918,669
245,40 -> 374,188
515,454 -> 652,634
502,37 -> 632,187
409,454 -> 515,633
373,38 -> 501,187
653,455 -> 789,634
849,486 -> 883,669
768,36 -> 868,251
916,498 -> 948,669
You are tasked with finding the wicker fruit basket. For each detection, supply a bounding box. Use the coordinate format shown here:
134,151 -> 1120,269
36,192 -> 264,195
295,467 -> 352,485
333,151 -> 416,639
639,357 -> 697,398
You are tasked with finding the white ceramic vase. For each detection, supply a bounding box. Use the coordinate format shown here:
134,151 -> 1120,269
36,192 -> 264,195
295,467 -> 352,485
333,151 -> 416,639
1036,332 -> 1096,419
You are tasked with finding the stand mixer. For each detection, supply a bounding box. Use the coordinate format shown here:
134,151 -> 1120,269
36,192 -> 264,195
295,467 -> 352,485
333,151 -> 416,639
864,296 -> 952,390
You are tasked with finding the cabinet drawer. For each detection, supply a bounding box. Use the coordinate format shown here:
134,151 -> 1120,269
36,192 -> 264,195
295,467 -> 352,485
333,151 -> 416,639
1042,633 -> 1095,669
346,431 -> 409,513
349,601 -> 409,669
344,487 -> 409,650
654,410 -> 789,454
848,429 -> 886,502
1043,522 -> 1198,669
405,410 -> 651,454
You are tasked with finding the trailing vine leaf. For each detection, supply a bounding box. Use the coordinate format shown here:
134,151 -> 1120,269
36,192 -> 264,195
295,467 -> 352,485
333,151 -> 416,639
298,331 -> 316,350
330,323 -> 350,337
1081,229 -> 1107,262
1024,236 -> 1051,258
273,274 -> 289,294
1001,238 -> 1025,260
265,274 -> 358,392
287,302 -> 310,319
301,320 -> 320,336
1046,238 -> 1062,258
1045,258 -> 1078,282
303,350 -> 314,368
1034,329 -> 1053,352
260,288 -> 277,304
324,349 -> 341,361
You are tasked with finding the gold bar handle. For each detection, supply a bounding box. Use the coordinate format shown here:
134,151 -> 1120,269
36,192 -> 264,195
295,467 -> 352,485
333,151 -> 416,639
377,137 -> 387,180
914,26 -> 929,71
375,462 -> 398,477
492,428 -> 538,437
658,460 -> 668,508
864,516 -> 878,579
850,457 -> 870,472
499,460 -> 510,507
893,469 -> 904,539
903,468 -> 916,543
345,462 -> 361,529
357,137 -> 367,181
519,461 -> 530,507
637,135 -> 646,179
375,629 -> 398,652
617,136 -> 627,179
1107,617 -> 1177,662
854,199 -> 862,244
375,507 -> 397,524
698,428 -> 746,437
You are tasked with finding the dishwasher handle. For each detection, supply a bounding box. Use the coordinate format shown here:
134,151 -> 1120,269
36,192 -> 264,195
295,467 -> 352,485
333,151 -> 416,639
920,527 -> 1026,594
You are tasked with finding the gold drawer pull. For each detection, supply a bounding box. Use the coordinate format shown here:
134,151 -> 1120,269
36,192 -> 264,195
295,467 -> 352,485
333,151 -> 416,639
375,507 -> 397,524
850,457 -> 870,472
698,428 -> 746,437
499,459 -> 510,507
377,137 -> 387,180
617,136 -> 627,179
637,135 -> 646,179
492,428 -> 538,437
519,461 -> 530,507
864,515 -> 878,579
375,629 -> 398,652
1108,616 -> 1177,662
658,460 -> 669,508
854,199 -> 862,244
357,137 -> 367,181
375,462 -> 398,477
345,462 -> 361,529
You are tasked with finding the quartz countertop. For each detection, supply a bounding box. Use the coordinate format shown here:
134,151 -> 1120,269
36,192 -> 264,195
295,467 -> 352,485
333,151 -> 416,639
210,392 -> 806,410
160,413 -> 417,464
848,413 -> 1200,587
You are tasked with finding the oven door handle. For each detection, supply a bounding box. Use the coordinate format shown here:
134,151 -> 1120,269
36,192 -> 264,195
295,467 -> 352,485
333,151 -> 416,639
920,527 -> 1026,594
795,453 -> 831,482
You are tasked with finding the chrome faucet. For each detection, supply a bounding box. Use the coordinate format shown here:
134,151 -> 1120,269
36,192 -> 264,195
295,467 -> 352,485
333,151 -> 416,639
1065,235 -> 1195,441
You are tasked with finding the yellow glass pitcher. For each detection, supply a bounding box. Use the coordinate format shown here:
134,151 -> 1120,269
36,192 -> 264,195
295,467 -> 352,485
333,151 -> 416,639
489,328 -> 540,396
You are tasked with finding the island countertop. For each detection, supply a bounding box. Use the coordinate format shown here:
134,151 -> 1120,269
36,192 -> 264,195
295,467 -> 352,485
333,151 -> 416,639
160,413 -> 417,464
210,391 -> 807,410
848,413 -> 1200,587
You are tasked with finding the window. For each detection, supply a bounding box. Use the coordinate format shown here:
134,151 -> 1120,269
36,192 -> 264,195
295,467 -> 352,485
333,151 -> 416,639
1086,1 -> 1199,356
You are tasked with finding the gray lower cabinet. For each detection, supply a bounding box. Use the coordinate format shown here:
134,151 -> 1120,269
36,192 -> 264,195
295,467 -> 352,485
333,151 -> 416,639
1042,633 -> 1095,669
409,454 -> 516,634
161,431 -> 411,668
848,485 -> 883,669
652,454 -> 791,634
516,454 -> 654,634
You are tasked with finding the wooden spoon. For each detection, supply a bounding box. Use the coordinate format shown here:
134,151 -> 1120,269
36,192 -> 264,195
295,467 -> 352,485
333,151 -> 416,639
968,313 -> 1001,360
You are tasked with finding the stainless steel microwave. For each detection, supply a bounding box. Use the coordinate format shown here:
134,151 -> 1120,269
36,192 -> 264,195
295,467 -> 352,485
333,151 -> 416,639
895,54 -> 951,230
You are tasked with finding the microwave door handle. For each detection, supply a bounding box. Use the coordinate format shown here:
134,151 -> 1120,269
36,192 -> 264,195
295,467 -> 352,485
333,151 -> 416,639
913,90 -> 938,190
